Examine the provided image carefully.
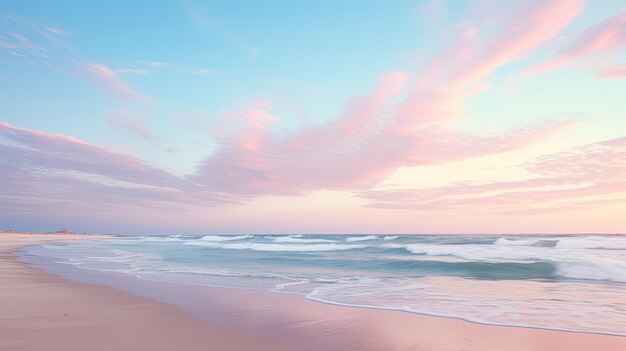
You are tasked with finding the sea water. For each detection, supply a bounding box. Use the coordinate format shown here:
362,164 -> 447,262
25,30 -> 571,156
23,234 -> 626,336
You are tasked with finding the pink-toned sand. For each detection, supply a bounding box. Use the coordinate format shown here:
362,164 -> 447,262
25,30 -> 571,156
2,233 -> 625,351
0,233 -> 287,351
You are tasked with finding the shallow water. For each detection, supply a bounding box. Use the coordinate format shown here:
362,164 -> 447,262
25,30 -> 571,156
24,234 -> 626,336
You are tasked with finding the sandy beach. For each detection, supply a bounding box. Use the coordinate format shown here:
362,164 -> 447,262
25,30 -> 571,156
2,233 -> 626,351
0,233 -> 287,351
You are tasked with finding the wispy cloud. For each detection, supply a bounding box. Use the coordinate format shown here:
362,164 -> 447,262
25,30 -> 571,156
596,63 -> 626,79
0,122 -> 236,213
104,108 -> 157,140
115,68 -> 151,75
526,8 -> 626,75
1,15 -> 149,101
0,15 -> 74,68
192,68 -> 215,75
81,63 -> 146,101
144,60 -> 168,67
361,137 -> 626,214
184,5 -> 261,59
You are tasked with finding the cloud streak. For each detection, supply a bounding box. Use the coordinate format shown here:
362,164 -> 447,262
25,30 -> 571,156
526,8 -> 626,75
361,137 -> 626,214
193,68 -> 215,75
596,63 -> 626,79
0,15 -> 74,69
115,68 -> 151,75
0,122 -> 236,213
104,108 -> 157,141
1,15 -> 147,101
81,63 -> 145,101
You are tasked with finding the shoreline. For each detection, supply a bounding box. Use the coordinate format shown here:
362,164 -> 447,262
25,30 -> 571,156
304,294 -> 626,338
0,233 -> 290,351
4,233 -> 626,351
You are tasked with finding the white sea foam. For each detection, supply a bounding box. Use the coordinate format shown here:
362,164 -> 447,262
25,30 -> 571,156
306,276 -> 626,336
556,261 -> 626,283
273,236 -> 336,243
402,242 -> 626,283
383,236 -> 399,241
555,237 -> 626,250
403,243 -> 550,263
136,236 -> 184,242
83,249 -> 161,265
494,238 -> 541,246
184,241 -> 366,252
346,235 -> 378,242
200,235 -> 251,241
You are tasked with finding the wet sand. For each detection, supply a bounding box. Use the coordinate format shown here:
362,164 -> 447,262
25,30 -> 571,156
0,233 -> 289,351
2,233 -> 626,350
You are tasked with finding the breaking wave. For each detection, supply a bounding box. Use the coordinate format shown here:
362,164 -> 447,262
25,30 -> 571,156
184,241 -> 366,252
346,235 -> 378,242
200,235 -> 251,241
272,237 -> 336,243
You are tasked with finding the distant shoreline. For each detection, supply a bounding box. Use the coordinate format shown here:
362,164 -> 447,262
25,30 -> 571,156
5,230 -> 625,236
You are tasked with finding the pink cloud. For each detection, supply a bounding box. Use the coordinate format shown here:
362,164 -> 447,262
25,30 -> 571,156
81,63 -> 145,101
559,10 -> 626,58
362,137 -> 626,214
526,8 -> 626,75
0,122 -> 236,213
0,122 -> 172,186
446,0 -> 585,87
596,63 -> 626,78
191,0 -> 582,196
528,136 -> 626,180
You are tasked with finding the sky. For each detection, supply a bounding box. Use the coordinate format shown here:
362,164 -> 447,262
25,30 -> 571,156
1,0 -> 625,234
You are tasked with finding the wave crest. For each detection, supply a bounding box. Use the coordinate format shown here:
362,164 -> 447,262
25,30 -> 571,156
200,235 -> 251,241
555,237 -> 626,250
273,237 -> 336,243
494,238 -> 541,246
184,241 -> 366,252
346,235 -> 378,242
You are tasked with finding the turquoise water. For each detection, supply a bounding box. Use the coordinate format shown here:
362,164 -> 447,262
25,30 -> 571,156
26,234 -> 626,336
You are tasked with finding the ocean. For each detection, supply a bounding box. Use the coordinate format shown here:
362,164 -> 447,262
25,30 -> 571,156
22,234 -> 626,336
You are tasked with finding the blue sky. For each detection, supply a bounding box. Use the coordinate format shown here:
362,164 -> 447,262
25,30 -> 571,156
1,0 -> 626,234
